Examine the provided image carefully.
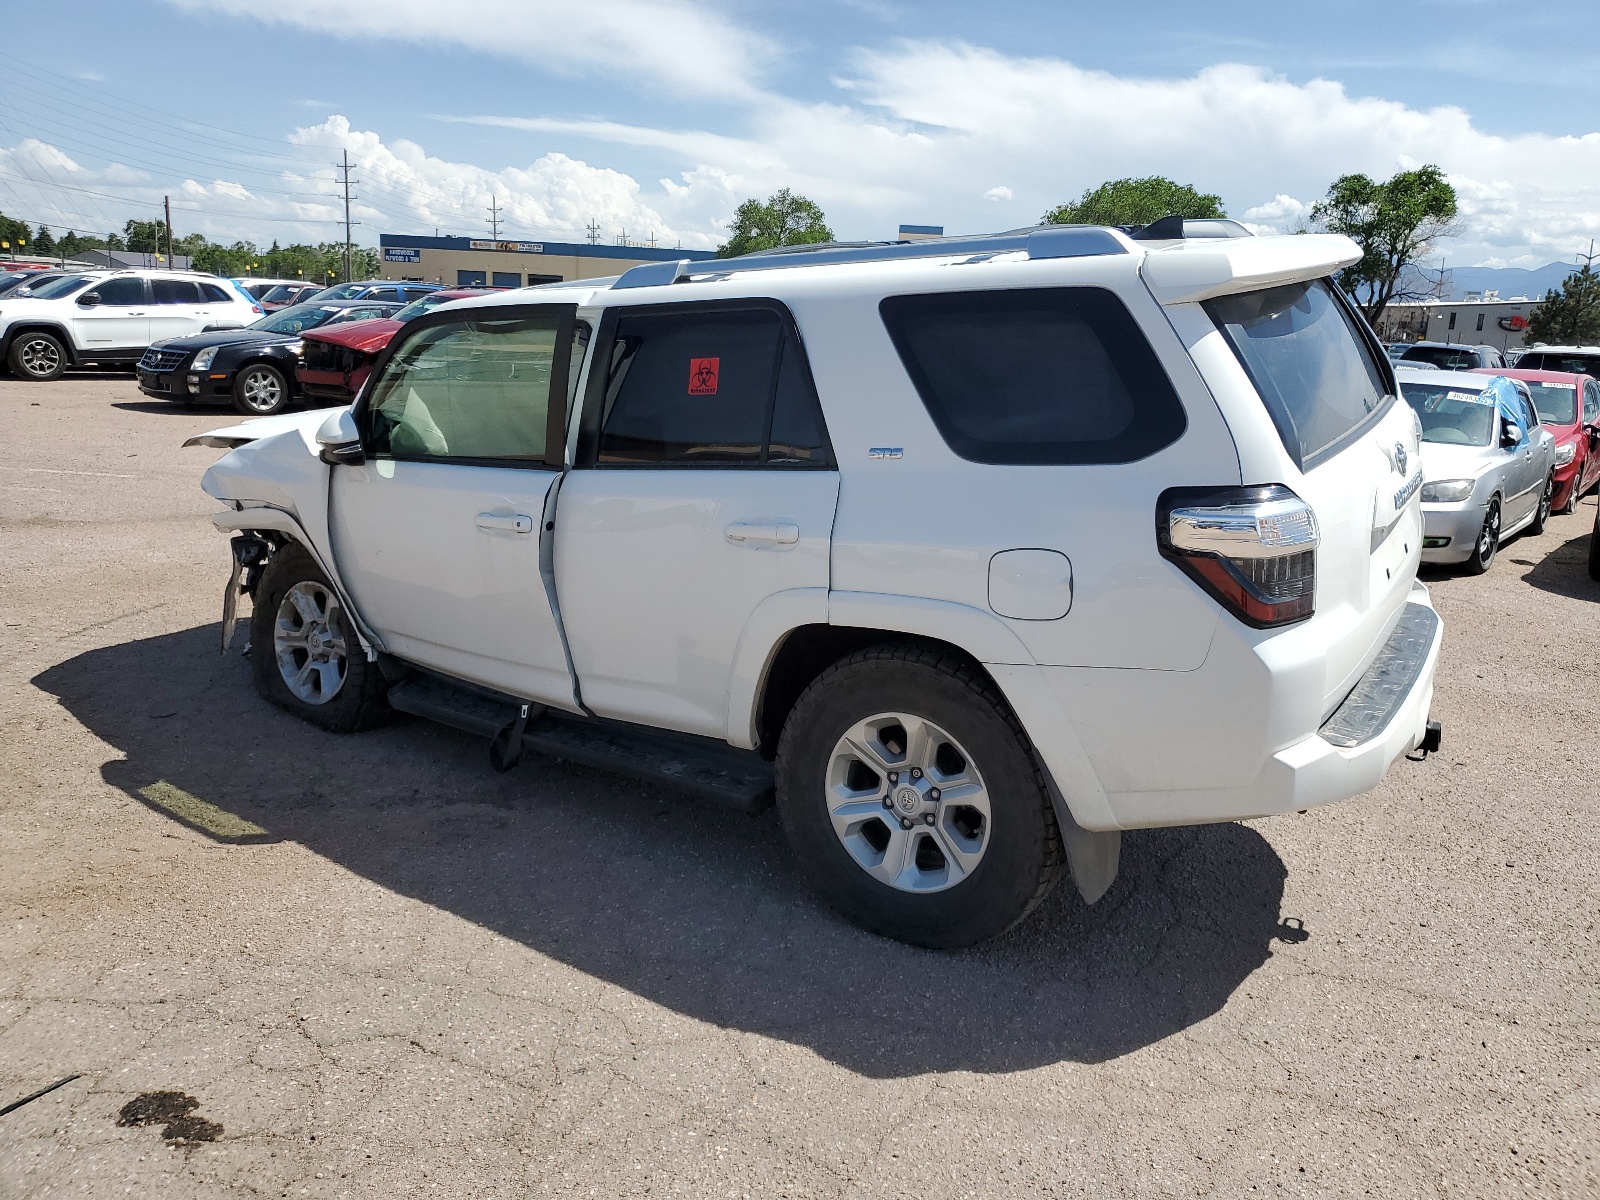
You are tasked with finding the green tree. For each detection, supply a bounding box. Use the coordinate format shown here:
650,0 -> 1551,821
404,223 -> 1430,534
123,218 -> 168,255
0,210 -> 30,249
1043,177 -> 1224,227
716,188 -> 833,258
1524,263 -> 1600,346
33,224 -> 55,254
1311,165 -> 1458,324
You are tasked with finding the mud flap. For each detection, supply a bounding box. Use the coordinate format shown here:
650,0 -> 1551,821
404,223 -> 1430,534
1041,770 -> 1120,904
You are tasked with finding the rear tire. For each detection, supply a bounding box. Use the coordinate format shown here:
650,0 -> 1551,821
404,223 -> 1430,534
7,331 -> 67,381
232,362 -> 290,416
1465,498 -> 1500,576
250,542 -> 389,732
1530,473 -> 1554,536
774,643 -> 1063,949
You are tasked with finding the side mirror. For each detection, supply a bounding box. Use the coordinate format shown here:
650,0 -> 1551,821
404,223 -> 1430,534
76,291 -> 102,307
315,408 -> 364,466
1501,421 -> 1522,448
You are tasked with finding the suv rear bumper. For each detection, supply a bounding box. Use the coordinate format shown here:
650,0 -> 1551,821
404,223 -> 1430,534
1109,586 -> 1441,828
1004,582 -> 1443,831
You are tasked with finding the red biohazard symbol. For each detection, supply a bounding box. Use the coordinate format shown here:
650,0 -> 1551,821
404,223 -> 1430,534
688,357 -> 720,395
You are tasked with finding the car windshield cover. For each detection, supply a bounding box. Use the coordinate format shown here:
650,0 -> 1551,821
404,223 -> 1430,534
391,293 -> 453,322
1523,380 -> 1578,425
1400,380 -> 1496,445
309,283 -> 366,301
250,304 -> 342,334
24,274 -> 97,300
1204,279 -> 1391,469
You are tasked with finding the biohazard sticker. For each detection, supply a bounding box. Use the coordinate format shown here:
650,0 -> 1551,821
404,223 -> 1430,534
688,357 -> 720,395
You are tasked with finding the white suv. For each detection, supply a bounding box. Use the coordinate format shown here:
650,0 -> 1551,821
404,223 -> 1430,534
1,269 -> 260,381
192,221 -> 1444,947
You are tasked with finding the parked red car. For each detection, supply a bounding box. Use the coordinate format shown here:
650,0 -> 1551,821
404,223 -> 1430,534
296,287 -> 499,404
1473,368 -> 1600,513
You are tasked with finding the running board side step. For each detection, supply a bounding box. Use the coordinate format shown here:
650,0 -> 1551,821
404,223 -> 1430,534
385,674 -> 774,814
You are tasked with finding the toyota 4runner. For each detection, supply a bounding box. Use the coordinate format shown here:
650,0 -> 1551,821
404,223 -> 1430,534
190,220 -> 1444,947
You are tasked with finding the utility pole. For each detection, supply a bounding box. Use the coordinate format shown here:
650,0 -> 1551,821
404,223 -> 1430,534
338,150 -> 359,283
585,219 -> 600,245
163,195 -> 173,265
486,196 -> 502,241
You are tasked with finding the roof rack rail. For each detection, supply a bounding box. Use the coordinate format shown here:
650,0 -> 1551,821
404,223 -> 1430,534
610,225 -> 1129,290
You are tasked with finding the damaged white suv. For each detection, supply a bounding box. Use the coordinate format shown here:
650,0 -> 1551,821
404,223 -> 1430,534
192,218 -> 1444,947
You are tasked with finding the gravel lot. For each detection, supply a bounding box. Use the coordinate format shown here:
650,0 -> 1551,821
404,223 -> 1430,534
1,372 -> 1596,1199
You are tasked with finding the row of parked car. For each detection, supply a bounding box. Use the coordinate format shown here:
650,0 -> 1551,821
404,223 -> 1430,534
0,266 -> 460,410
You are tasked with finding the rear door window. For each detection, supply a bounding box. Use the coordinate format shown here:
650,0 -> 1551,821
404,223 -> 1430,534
152,279 -> 202,304
879,287 -> 1186,465
592,307 -> 830,467
1205,279 -> 1392,470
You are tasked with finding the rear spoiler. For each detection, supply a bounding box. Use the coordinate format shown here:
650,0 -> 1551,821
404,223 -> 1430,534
1140,233 -> 1362,305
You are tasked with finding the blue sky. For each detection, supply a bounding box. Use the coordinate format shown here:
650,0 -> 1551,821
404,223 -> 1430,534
1,0 -> 1596,266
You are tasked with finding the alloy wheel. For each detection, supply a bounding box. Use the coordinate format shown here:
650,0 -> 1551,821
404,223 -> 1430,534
239,368 -> 283,413
825,712 -> 991,893
18,336 -> 61,378
273,581 -> 348,705
1477,502 -> 1500,567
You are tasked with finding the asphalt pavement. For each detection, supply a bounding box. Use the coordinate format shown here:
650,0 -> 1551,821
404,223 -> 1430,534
1,373 -> 1596,1198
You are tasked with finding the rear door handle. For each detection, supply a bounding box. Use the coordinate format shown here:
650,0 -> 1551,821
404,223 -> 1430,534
476,512 -> 533,534
725,521 -> 799,545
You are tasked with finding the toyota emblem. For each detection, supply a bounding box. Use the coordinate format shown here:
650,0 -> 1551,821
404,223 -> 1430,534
1394,442 -> 1408,476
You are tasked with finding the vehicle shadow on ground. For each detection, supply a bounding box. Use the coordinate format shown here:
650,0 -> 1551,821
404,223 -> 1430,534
1518,529 -> 1597,601
34,625 -> 1292,1078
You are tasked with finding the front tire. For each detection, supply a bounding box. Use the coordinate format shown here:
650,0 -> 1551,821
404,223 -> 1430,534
232,362 -> 290,416
1530,472 -> 1554,535
1464,498 -> 1501,576
250,542 -> 389,732
775,644 -> 1063,949
7,331 -> 67,381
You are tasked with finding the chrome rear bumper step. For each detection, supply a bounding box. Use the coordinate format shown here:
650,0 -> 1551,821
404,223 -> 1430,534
1319,602 -> 1441,749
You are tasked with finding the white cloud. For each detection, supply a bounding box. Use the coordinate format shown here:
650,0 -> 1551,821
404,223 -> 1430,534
983,186 -> 1014,202
164,0 -> 770,101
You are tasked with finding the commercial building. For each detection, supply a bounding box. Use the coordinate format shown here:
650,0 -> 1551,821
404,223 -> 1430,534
1374,294 -> 1541,354
74,248 -> 194,270
377,234 -> 716,288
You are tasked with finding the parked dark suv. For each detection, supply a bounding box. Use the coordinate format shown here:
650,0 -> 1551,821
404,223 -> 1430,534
1398,342 -> 1508,370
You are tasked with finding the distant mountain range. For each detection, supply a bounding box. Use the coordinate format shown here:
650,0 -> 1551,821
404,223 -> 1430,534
1396,261 -> 1582,302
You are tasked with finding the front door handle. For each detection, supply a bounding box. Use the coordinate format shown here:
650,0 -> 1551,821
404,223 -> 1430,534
725,521 -> 799,545
476,512 -> 533,534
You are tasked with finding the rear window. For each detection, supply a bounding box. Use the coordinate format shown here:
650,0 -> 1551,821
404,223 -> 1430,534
879,287 -> 1186,465
1401,345 -> 1482,370
1523,352 -> 1600,376
1205,279 -> 1391,470
1524,380 -> 1578,425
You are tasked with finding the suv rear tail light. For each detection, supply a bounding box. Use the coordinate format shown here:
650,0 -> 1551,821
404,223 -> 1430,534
1156,485 -> 1319,628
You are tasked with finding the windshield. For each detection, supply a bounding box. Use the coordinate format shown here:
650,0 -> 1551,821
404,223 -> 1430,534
1401,345 -> 1482,370
1401,381 -> 1496,445
1205,279 -> 1391,469
1524,380 -> 1578,425
250,304 -> 344,335
390,293 -> 455,322
24,274 -> 97,300
308,283 -> 366,302
258,284 -> 306,304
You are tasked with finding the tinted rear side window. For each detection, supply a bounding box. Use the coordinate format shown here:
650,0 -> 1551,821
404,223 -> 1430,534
201,282 -> 234,303
879,288 -> 1186,465
1205,279 -> 1391,470
152,279 -> 202,304
596,308 -> 830,467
